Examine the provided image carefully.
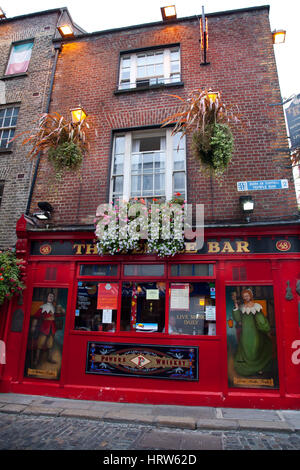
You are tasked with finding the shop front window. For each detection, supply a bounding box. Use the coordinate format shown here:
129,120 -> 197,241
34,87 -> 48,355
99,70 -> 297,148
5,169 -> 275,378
75,281 -> 117,332
168,282 -> 216,335
120,282 -> 166,332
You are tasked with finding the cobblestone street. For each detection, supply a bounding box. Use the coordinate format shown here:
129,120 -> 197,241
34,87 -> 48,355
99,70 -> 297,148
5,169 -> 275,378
1,412 -> 300,452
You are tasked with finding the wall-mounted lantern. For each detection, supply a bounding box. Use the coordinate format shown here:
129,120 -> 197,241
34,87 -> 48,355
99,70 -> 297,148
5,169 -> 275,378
70,106 -> 87,123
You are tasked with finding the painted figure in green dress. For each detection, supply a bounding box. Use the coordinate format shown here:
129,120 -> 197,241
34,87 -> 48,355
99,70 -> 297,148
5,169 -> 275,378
232,289 -> 273,376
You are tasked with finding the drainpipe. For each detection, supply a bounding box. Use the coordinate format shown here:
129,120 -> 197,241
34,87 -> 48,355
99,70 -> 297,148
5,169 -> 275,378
25,22 -> 63,214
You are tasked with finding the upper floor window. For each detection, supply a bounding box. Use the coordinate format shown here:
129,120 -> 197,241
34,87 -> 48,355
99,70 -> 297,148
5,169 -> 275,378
0,107 -> 19,149
119,46 -> 180,90
110,129 -> 186,204
5,41 -> 34,76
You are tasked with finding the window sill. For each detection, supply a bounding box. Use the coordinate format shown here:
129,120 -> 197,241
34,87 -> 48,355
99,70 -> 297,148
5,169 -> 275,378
0,72 -> 28,80
114,81 -> 184,95
0,148 -> 13,154
70,329 -> 221,340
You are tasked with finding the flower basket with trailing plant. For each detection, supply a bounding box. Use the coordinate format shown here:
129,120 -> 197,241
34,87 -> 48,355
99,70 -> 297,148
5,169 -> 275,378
0,249 -> 25,305
161,89 -> 240,177
12,112 -> 89,180
94,196 -> 185,257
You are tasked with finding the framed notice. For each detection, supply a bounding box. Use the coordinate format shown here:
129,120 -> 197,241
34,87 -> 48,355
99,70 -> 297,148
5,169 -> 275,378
170,284 -> 189,310
97,283 -> 118,310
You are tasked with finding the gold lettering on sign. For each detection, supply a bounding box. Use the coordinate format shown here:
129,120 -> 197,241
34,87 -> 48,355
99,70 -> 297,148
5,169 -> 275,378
235,241 -> 250,253
207,242 -> 220,253
85,244 -> 98,255
73,243 -> 86,255
221,241 -> 235,253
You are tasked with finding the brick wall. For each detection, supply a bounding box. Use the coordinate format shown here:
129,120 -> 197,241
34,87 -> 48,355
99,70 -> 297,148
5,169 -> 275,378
30,7 -> 298,226
0,11 -> 61,248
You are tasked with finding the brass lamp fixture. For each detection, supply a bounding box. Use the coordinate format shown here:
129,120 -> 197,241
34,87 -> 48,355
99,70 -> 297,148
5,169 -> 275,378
70,106 -> 87,123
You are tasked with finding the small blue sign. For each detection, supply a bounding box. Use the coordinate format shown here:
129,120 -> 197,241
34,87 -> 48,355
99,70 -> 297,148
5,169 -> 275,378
237,179 -> 289,191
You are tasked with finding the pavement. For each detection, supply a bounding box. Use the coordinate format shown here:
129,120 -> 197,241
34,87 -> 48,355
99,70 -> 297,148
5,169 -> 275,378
0,392 -> 300,433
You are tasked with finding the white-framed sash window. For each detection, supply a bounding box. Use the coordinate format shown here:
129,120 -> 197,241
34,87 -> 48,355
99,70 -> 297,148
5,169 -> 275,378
119,47 -> 180,90
110,129 -> 186,203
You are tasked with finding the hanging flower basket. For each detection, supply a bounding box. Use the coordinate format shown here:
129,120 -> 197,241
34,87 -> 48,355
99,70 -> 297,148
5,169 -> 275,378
0,249 -> 25,305
161,89 -> 240,176
11,112 -> 90,180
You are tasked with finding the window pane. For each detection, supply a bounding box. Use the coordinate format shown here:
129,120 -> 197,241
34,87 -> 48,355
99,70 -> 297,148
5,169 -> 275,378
154,52 -> 163,64
79,265 -> 118,276
143,153 -> 154,172
173,171 -> 185,191
143,174 -> 153,192
155,173 -> 164,191
124,264 -> 164,276
131,175 -> 141,195
155,153 -> 165,169
131,154 -> 142,172
113,154 -> 123,175
171,264 -> 214,276
115,136 -> 125,154
139,137 -> 161,152
169,282 -> 216,335
113,175 -> 123,195
171,49 -> 180,60
121,281 -> 166,332
74,282 -> 117,332
137,66 -> 146,78
137,55 -> 146,65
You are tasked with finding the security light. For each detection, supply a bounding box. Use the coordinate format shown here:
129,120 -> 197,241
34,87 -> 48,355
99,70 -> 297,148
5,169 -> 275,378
161,5 -> 177,21
239,196 -> 254,223
33,202 -> 54,221
272,30 -> 286,44
57,24 -> 74,38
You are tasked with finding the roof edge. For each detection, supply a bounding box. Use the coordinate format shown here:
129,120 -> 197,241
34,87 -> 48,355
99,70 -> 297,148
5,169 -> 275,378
52,5 -> 270,42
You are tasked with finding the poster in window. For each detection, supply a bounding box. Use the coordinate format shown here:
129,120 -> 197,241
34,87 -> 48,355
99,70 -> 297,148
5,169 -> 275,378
24,287 -> 68,380
97,283 -> 119,310
170,284 -> 189,310
226,286 -> 279,389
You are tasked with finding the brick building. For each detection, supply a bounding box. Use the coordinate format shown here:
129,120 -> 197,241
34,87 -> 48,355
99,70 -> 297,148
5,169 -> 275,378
0,7 -> 85,249
1,5 -> 299,408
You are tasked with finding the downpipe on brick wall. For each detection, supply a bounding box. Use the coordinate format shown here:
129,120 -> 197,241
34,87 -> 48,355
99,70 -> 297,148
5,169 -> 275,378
25,43 -> 61,215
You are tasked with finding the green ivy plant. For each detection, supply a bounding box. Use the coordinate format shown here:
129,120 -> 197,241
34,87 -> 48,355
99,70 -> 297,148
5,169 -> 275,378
0,249 -> 25,305
192,123 -> 234,176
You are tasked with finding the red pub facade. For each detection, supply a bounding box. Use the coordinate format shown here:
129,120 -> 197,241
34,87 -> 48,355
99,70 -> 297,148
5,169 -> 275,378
0,5 -> 299,409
